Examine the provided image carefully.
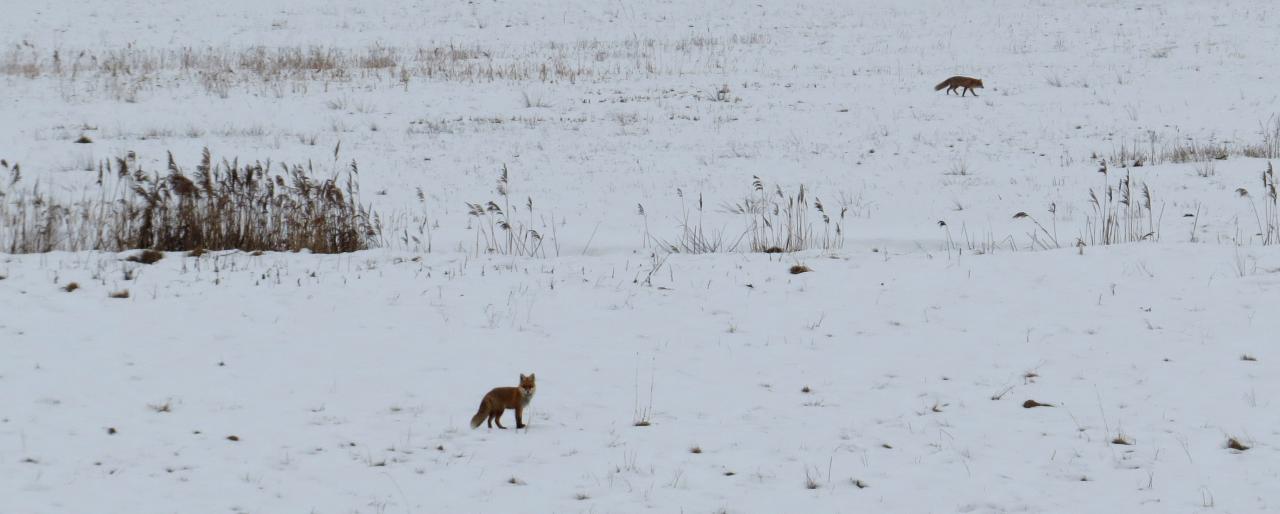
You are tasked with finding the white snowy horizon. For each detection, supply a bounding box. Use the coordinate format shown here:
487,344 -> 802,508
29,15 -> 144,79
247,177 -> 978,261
2,1 -> 1278,513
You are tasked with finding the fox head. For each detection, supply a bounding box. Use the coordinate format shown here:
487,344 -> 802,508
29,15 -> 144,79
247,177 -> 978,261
974,79 -> 985,88
519,373 -> 536,394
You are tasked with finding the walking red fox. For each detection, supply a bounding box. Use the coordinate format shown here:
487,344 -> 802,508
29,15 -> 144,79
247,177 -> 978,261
935,76 -> 984,97
470,373 -> 536,429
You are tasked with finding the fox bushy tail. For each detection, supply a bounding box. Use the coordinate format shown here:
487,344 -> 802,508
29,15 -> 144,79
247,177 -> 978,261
934,79 -> 949,91
469,398 -> 489,428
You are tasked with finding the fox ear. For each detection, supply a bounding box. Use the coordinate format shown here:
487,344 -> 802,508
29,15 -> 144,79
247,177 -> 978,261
528,373 -> 535,380
519,373 -> 527,380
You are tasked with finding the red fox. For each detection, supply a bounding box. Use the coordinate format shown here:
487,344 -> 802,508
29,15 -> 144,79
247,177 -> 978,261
470,373 -> 536,429
935,76 -> 984,97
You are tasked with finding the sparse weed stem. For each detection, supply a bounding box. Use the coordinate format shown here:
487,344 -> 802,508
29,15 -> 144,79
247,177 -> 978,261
655,189 -> 743,254
1239,161 -> 1279,245
465,164 -> 546,258
723,177 -> 844,253
1098,117 -> 1280,168
1082,165 -> 1161,246
941,221 -> 1016,256
2,37 -> 771,98
1013,205 -> 1061,250
635,251 -> 669,287
632,354 -> 656,427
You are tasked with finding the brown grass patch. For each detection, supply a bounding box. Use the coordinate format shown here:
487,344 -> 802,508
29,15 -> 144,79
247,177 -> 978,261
2,148 -> 379,254
1226,437 -> 1250,451
108,289 -> 130,299
63,282 -> 80,292
126,249 -> 164,264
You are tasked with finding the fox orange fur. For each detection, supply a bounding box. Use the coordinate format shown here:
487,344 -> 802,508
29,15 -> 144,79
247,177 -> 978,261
935,76 -> 984,97
470,373 -> 536,429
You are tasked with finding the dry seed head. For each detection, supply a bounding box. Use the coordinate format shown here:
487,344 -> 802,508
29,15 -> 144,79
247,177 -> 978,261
497,164 -> 509,196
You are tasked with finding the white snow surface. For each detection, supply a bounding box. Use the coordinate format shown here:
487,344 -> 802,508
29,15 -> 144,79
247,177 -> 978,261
3,0 -> 1280,513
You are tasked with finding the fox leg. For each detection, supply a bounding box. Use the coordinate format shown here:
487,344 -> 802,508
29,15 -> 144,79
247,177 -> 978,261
515,405 -> 526,429
947,85 -> 957,95
493,409 -> 507,429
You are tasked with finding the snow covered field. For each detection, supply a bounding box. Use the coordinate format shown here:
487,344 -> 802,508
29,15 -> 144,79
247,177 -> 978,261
3,0 -> 1279,512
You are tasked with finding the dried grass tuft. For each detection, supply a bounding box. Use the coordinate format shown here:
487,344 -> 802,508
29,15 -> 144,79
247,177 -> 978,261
1,148 -> 380,254
126,249 -> 164,264
1226,437 -> 1250,451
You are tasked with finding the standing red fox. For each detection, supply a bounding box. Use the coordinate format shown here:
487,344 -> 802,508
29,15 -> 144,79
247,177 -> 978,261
935,76 -> 984,97
470,373 -> 536,429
